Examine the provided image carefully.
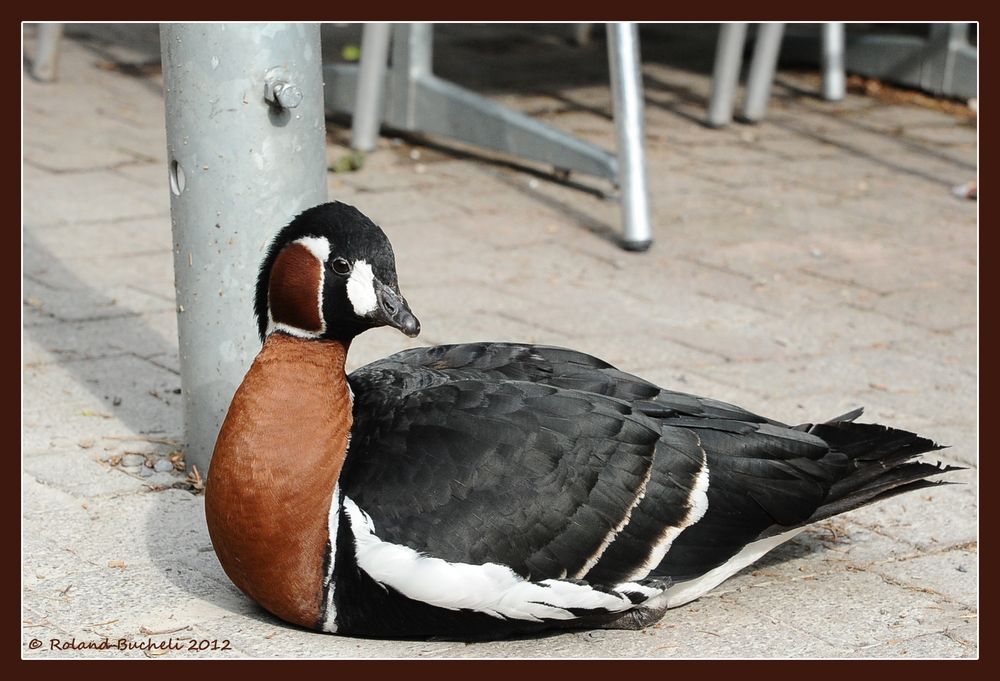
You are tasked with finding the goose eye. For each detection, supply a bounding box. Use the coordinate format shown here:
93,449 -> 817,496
331,258 -> 351,276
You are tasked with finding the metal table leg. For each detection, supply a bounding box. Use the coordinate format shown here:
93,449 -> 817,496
327,23 -> 655,248
741,22 -> 785,122
351,22 -> 392,152
608,23 -> 652,251
822,22 -> 846,101
707,23 -> 748,127
32,23 -> 64,82
161,23 -> 328,475
574,23 -> 595,47
329,24 -> 618,181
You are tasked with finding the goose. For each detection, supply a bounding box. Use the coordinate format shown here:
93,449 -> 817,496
205,201 -> 957,639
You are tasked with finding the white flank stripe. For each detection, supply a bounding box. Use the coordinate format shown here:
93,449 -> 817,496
574,462 -> 653,579
648,527 -> 805,609
343,496 -> 658,622
321,485 -> 342,633
613,582 -> 662,598
624,444 -> 710,581
346,260 -> 378,316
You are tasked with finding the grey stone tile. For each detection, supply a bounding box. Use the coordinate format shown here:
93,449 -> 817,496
23,167 -> 166,226
844,476 -> 978,553
25,214 -> 172,259
851,628 -> 977,658
23,310 -> 177,367
23,451 -> 149,499
873,549 -> 977,609
736,569 -> 972,652
22,354 -> 183,451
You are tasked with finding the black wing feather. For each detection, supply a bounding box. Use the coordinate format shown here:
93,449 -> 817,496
342,374 -> 661,580
347,342 -> 952,586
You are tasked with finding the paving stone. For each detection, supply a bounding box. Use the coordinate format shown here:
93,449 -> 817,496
852,284 -> 978,333
850,628 -> 977,658
23,166 -> 165,226
24,561 -> 255,653
688,345 -> 975,407
194,613 -> 447,658
873,549 -> 977,609
23,276 -> 174,322
22,473 -> 86,516
23,452 -> 149,499
27,489 -> 209,568
22,355 -> 183,451
735,569 -> 973,651
24,214 -> 172,260
844,476 -> 978,553
24,310 -> 178,366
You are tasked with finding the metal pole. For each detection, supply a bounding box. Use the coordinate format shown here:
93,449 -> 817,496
351,23 -> 392,152
160,23 -> 328,476
387,23 -> 433,128
821,22 -> 846,101
607,22 -> 652,251
32,23 -> 64,82
741,22 -> 785,122
707,23 -> 747,128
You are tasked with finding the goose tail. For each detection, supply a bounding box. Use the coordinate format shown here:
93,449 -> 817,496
792,408 -> 962,528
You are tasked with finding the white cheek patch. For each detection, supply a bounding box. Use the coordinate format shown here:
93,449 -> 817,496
346,260 -> 378,316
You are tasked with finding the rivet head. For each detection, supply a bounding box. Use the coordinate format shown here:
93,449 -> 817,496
264,67 -> 302,110
273,82 -> 303,109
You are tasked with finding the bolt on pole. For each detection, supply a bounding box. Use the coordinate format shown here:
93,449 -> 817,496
160,23 -> 328,476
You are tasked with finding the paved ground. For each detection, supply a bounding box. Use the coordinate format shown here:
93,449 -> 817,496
22,24 -> 977,658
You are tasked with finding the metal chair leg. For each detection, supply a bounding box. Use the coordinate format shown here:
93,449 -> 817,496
327,23 -> 654,250
607,22 -> 652,251
821,22 -> 846,101
573,23 -> 595,47
32,23 -> 64,82
351,23 -> 393,152
741,23 -> 785,122
707,23 -> 748,128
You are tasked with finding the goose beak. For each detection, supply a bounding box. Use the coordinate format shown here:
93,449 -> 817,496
374,281 -> 420,338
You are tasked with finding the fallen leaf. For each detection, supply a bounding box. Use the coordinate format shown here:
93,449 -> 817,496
186,465 -> 204,492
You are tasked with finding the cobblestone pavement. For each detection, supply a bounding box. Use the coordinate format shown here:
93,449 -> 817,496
22,24 -> 977,658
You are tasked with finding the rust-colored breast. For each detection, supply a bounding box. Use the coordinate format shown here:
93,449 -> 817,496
205,334 -> 352,629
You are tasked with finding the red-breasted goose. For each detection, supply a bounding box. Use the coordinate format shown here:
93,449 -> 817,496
205,201 -> 959,639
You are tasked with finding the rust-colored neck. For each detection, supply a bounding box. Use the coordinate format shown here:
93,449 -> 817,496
205,333 -> 352,629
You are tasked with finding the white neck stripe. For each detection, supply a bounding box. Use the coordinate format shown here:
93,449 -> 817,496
265,236 -> 331,338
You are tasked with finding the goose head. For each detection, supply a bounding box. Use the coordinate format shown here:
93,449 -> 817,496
254,202 -> 420,343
